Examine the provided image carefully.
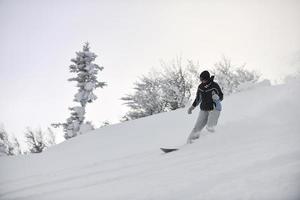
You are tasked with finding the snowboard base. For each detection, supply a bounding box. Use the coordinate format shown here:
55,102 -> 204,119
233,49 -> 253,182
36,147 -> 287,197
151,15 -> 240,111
160,148 -> 179,153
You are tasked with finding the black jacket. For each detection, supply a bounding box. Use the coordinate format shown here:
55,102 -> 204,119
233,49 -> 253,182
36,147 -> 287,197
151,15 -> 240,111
192,76 -> 223,111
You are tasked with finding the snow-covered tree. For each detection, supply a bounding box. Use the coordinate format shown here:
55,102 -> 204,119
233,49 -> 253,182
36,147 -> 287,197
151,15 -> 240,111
11,136 -> 22,155
44,127 -> 56,147
0,125 -> 21,156
122,58 -> 199,120
69,43 -> 106,107
159,58 -> 194,110
122,56 -> 260,121
25,128 -> 46,153
53,43 -> 106,139
212,56 -> 260,95
122,74 -> 166,120
0,126 -> 9,156
24,127 -> 57,154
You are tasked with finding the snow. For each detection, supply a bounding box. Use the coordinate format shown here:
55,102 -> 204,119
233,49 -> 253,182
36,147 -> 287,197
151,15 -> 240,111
84,82 -> 95,91
236,79 -> 271,92
1,79 -> 300,200
71,106 -> 85,116
74,91 -> 84,102
78,123 -> 93,135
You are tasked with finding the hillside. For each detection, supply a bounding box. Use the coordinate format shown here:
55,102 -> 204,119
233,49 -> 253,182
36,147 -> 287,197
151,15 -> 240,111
1,78 -> 300,200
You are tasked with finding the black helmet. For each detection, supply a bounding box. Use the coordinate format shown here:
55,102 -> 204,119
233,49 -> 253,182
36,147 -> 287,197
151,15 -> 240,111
200,70 -> 210,81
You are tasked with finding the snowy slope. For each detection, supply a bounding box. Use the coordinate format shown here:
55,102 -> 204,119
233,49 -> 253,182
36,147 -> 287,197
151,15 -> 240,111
1,78 -> 300,200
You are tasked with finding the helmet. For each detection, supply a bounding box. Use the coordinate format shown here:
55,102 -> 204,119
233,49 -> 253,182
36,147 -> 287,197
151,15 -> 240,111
200,70 -> 210,81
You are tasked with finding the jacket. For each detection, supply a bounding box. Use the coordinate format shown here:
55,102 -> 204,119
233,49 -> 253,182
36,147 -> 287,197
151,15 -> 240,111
192,76 -> 224,111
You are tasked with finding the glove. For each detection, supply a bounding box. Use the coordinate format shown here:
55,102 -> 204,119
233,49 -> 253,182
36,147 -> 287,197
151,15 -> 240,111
212,94 -> 220,101
187,106 -> 195,114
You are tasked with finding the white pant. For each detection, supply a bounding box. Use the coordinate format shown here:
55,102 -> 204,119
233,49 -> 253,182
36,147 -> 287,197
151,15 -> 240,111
187,110 -> 220,143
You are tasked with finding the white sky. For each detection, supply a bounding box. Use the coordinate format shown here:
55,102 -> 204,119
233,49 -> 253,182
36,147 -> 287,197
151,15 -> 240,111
0,0 -> 299,141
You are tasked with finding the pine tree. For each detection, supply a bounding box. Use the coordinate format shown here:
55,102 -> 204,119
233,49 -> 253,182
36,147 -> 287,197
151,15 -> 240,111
53,43 -> 106,139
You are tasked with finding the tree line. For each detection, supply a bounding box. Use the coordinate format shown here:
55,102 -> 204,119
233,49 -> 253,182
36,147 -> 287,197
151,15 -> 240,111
0,126 -> 56,155
121,56 -> 260,121
0,44 -> 260,156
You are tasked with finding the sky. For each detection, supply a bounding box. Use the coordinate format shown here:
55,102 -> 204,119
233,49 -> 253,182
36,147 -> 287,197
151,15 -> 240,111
0,0 -> 299,142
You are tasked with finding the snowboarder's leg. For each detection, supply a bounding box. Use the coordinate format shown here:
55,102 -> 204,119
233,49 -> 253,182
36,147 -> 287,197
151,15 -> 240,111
206,110 -> 221,132
187,110 -> 209,143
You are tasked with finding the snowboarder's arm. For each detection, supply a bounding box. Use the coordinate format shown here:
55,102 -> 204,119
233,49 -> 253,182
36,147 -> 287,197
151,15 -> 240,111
215,83 -> 224,101
192,86 -> 202,107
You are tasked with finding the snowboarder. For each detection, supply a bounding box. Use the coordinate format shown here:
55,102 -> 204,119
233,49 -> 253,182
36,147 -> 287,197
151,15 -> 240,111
187,70 -> 223,144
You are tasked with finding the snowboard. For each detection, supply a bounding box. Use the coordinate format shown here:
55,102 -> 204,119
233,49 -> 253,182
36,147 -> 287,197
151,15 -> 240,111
160,148 -> 179,153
